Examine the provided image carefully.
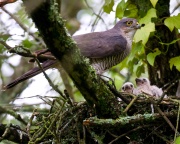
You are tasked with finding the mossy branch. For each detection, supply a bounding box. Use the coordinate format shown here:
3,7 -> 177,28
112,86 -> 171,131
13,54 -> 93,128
83,111 -> 177,128
22,0 -> 120,118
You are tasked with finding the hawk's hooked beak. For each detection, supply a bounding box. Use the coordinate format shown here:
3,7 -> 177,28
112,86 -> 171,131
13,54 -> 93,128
136,23 -> 145,29
136,22 -> 141,29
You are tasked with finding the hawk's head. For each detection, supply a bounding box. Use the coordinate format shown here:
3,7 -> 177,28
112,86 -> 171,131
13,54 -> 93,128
135,77 -> 151,87
121,82 -> 134,93
114,18 -> 141,39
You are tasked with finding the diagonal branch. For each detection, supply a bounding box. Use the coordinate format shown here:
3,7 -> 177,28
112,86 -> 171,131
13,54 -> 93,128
22,0 -> 121,118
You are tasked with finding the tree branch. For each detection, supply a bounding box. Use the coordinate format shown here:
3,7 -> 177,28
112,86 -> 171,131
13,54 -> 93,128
22,0 -> 121,118
0,123 -> 29,143
83,112 -> 177,128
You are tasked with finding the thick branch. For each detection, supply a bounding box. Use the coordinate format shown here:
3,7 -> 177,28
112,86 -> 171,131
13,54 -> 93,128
0,106 -> 27,125
22,0 -> 120,118
83,111 -> 177,128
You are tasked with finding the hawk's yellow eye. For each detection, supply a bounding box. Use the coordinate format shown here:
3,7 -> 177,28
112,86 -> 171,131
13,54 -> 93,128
126,21 -> 133,26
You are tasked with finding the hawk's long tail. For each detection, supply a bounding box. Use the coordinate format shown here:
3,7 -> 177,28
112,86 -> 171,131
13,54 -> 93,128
3,60 -> 58,90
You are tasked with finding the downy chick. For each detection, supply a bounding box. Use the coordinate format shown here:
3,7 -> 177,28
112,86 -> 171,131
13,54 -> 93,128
121,82 -> 134,94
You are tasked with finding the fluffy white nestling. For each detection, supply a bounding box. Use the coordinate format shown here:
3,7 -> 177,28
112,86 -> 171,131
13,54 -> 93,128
134,77 -> 153,96
121,82 -> 134,94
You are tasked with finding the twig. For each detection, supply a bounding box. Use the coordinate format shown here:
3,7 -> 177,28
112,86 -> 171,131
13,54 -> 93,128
174,101 -> 180,142
34,57 -> 66,99
108,125 -> 150,144
83,125 -> 86,144
157,80 -> 179,104
171,2 -> 180,14
123,94 -> 138,113
1,7 -> 43,43
75,117 -> 81,143
27,109 -> 37,138
0,40 -> 56,60
49,99 -> 55,114
31,101 -> 66,143
64,90 -> 73,106
107,130 -> 118,138
59,69 -> 75,102
155,106 -> 176,132
0,105 -> 27,125
100,75 -> 116,89
84,0 -> 107,31
59,113 -> 77,138
0,124 -> 11,141
0,123 -> 29,143
39,96 -> 54,106
104,81 -> 131,105
1,42 -> 67,100
150,93 -> 177,133
153,131 -> 172,143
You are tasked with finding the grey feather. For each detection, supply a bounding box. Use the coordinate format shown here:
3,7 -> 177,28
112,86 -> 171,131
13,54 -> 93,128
73,30 -> 127,58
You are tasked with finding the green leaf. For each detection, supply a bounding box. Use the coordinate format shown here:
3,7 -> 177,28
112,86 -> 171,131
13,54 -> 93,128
164,14 -> 180,31
136,64 -> 145,77
147,48 -> 161,66
128,57 -> 139,73
115,0 -> 127,18
175,136 -> 180,144
0,34 -> 11,41
150,0 -> 158,8
139,8 -> 157,24
124,3 -> 138,18
169,56 -> 180,71
128,41 -> 144,61
127,42 -> 145,75
22,39 -> 34,48
134,22 -> 155,45
134,8 -> 157,45
103,0 -> 114,14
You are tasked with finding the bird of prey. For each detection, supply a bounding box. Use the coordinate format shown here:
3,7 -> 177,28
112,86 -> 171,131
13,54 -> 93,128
150,84 -> 167,98
134,77 -> 153,96
150,80 -> 167,98
134,77 -> 166,98
4,18 -> 141,89
134,77 -> 155,114
121,82 -> 135,94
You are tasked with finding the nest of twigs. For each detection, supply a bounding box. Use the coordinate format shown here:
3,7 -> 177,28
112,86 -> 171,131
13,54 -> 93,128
25,91 -> 179,144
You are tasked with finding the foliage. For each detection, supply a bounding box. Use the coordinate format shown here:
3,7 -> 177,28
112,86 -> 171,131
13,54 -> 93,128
150,0 -> 158,8
169,56 -> 180,71
103,0 -> 114,13
164,14 -> 180,32
147,48 -> 161,66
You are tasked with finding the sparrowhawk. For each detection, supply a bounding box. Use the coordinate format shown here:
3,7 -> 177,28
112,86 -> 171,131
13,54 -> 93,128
134,77 -> 153,96
4,18 -> 141,89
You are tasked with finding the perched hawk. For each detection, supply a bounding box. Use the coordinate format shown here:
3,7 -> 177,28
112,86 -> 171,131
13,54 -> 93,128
4,18 -> 141,89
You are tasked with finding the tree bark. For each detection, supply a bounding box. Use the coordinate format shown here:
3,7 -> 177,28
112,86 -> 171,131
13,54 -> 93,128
23,0 -> 121,118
